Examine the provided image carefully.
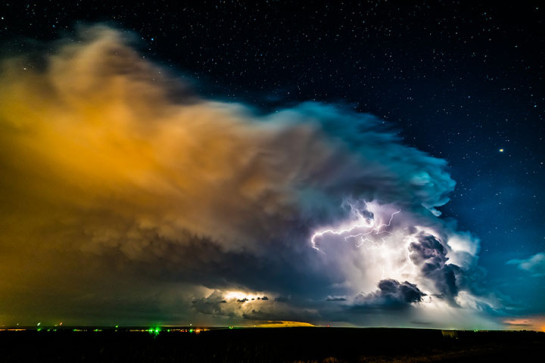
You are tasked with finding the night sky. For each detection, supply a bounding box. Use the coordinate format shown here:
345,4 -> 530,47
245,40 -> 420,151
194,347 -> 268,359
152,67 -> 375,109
0,1 -> 544,330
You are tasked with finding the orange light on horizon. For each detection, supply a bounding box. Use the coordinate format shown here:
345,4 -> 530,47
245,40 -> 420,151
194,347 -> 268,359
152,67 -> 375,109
256,321 -> 314,328
504,316 -> 545,332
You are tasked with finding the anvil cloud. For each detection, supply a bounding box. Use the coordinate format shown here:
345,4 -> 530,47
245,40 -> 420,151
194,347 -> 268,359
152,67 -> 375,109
0,25 -> 498,328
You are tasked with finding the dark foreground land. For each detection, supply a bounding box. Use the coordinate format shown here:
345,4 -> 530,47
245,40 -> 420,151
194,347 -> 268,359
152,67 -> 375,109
1,327 -> 544,362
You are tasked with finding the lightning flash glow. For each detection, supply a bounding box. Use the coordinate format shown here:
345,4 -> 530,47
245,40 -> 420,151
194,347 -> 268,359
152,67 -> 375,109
309,199 -> 497,323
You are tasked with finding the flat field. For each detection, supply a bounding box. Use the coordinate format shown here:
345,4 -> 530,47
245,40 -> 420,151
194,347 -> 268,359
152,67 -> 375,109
1,327 -> 544,362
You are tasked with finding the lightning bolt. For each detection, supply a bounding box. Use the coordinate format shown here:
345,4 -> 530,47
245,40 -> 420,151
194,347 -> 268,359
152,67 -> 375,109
310,203 -> 400,251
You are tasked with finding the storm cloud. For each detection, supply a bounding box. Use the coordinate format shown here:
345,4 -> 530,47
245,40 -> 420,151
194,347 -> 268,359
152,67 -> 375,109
0,25 -> 498,328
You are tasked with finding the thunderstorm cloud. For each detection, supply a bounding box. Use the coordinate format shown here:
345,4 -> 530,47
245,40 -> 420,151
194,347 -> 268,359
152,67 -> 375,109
0,25 -> 499,328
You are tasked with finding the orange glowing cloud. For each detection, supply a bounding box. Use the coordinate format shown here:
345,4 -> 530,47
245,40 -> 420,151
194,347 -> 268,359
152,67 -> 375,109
0,25 -> 363,325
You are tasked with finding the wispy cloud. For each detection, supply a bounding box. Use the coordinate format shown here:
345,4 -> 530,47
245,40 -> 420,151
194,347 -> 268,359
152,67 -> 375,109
508,252 -> 545,277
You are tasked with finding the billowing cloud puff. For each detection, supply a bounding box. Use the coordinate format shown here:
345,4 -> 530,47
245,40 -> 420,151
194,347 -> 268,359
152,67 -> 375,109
354,279 -> 426,309
0,25 -> 498,328
409,233 -> 460,303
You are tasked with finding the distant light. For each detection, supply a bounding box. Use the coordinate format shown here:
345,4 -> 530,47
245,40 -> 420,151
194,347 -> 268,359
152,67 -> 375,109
148,326 -> 161,336
499,148 -> 504,152
37,322 -> 41,326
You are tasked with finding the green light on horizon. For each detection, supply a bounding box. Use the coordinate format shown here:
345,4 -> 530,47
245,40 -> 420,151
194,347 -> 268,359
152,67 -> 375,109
148,326 -> 161,336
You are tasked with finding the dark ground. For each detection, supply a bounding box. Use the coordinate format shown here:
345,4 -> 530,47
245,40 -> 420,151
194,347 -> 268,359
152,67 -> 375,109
1,328 -> 544,362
